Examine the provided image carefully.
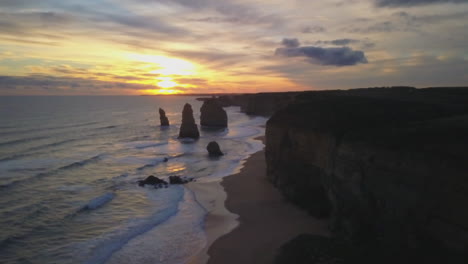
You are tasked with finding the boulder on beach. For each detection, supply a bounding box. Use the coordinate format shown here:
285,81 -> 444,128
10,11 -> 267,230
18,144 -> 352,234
169,175 -> 193,184
138,175 -> 168,187
159,108 -> 170,126
179,103 -> 200,139
207,141 -> 224,156
200,99 -> 228,128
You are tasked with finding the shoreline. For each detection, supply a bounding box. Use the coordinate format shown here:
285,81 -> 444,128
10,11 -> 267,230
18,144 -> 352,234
199,138 -> 329,264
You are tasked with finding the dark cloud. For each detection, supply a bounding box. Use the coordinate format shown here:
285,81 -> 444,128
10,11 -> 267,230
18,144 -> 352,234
313,39 -> 376,49
281,38 -> 300,48
375,0 -> 467,7
275,39 -> 368,66
0,75 -> 156,94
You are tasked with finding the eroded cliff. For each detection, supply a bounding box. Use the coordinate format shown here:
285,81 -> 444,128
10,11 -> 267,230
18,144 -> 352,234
266,90 -> 468,261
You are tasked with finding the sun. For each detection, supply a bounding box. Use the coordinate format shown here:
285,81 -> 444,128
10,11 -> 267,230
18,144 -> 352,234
157,79 -> 177,88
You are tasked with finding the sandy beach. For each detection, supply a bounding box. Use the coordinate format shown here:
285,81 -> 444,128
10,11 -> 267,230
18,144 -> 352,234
201,143 -> 329,264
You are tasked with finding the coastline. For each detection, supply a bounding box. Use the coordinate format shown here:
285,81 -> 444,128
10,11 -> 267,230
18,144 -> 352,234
199,137 -> 329,264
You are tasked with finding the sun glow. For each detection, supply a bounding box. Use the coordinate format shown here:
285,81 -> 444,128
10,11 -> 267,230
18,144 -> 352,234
156,76 -> 178,88
128,53 -> 196,76
143,89 -> 181,95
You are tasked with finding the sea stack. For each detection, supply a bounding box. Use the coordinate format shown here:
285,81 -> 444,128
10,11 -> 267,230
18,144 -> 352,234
207,141 -> 223,156
200,99 -> 228,128
159,108 -> 169,126
178,103 -> 200,139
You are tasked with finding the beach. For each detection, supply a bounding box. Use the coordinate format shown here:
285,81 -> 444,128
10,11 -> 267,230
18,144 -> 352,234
197,138 -> 329,264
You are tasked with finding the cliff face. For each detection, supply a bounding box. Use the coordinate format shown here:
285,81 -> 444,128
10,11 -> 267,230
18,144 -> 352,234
217,92 -> 298,116
265,93 -> 468,255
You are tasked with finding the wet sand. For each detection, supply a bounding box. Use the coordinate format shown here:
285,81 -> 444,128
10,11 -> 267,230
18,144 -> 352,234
205,147 -> 329,264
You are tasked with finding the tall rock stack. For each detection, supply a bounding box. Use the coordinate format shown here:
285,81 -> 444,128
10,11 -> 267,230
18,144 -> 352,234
159,108 -> 169,126
178,103 -> 200,139
200,99 -> 228,128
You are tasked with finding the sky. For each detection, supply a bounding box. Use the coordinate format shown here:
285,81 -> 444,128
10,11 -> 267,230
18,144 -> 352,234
0,0 -> 467,95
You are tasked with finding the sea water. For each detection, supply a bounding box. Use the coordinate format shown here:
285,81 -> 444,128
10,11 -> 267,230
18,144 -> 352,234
0,96 -> 266,264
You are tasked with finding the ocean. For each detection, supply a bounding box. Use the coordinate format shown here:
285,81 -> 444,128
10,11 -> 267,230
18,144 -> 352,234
0,96 -> 266,264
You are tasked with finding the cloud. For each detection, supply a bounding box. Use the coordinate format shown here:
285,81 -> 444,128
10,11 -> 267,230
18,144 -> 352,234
312,38 -> 376,49
315,39 -> 359,46
281,38 -> 300,48
375,0 -> 468,7
0,75 -> 157,95
275,38 -> 368,66
301,25 -> 326,33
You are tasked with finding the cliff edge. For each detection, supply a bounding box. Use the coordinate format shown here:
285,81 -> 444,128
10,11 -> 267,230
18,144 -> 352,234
265,88 -> 468,262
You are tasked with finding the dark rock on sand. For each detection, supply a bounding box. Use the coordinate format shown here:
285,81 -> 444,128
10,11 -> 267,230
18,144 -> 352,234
169,175 -> 193,184
138,175 -> 168,187
200,99 -> 228,127
159,108 -> 170,126
179,103 -> 200,139
207,141 -> 224,156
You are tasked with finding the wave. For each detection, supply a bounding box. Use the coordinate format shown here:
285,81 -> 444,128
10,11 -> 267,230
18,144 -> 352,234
0,136 -> 49,147
95,125 -> 118,130
0,154 -> 103,190
0,121 -> 100,137
134,142 -> 167,149
83,188 -> 184,264
0,139 -> 78,163
0,153 -> 31,163
27,138 -> 78,152
124,135 -> 151,142
80,192 -> 115,211
58,154 -> 102,170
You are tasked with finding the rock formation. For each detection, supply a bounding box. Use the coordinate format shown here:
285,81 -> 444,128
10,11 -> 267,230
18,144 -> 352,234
159,108 -> 169,126
138,175 -> 168,188
169,175 -> 193,184
200,99 -> 228,127
206,141 -> 224,156
266,88 -> 468,262
178,103 -> 200,139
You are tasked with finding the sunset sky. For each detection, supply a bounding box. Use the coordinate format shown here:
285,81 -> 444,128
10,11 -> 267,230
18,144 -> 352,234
0,0 -> 467,95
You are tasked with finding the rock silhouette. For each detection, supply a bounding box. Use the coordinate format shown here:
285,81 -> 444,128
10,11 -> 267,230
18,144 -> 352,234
169,175 -> 193,184
200,99 -> 228,127
266,87 -> 468,262
159,108 -> 169,126
138,175 -> 168,188
178,103 -> 200,139
207,141 -> 224,156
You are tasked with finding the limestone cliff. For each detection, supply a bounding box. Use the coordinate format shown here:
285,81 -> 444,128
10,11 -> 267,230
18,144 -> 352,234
159,108 -> 169,126
178,103 -> 200,139
265,90 -> 468,259
200,99 -> 227,128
